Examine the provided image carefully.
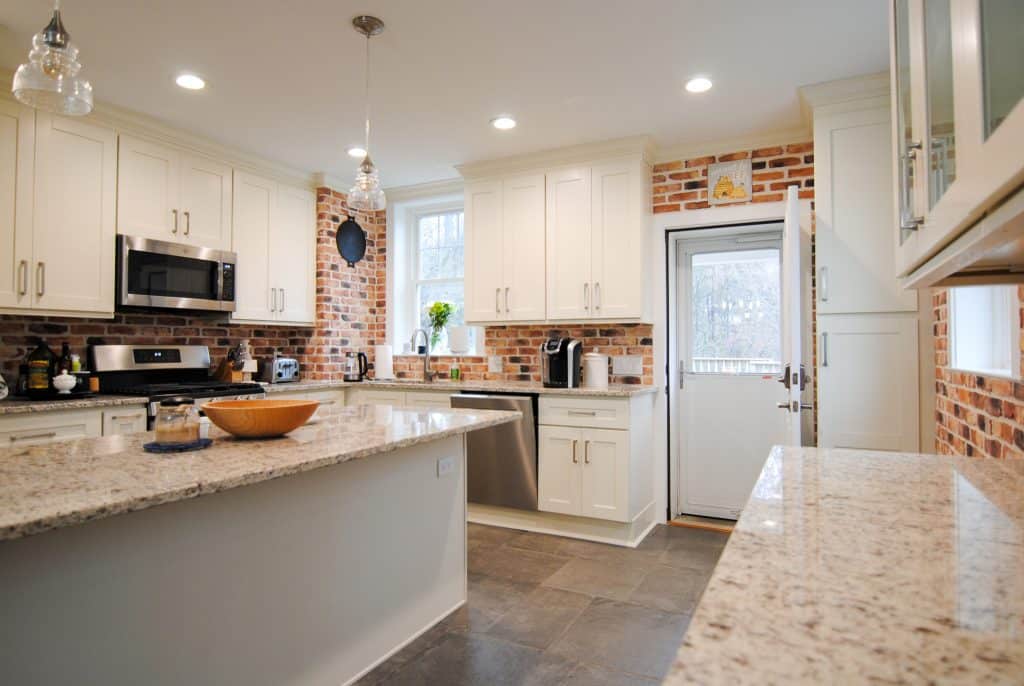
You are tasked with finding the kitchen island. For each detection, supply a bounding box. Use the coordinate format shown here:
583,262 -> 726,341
0,404 -> 519,685
666,446 -> 1024,684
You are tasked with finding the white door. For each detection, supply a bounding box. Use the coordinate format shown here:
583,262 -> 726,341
676,227 -> 789,520
231,171 -> 275,322
591,160 -> 643,319
546,167 -> 592,320
463,180 -> 504,322
502,174 -> 546,321
537,425 -> 581,516
818,314 -> 919,451
117,135 -> 180,240
180,152 -> 232,250
579,428 -> 629,522
33,113 -> 116,314
272,183 -> 315,324
0,100 -> 33,309
780,185 -> 805,445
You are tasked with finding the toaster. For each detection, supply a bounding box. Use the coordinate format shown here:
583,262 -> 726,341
261,355 -> 300,383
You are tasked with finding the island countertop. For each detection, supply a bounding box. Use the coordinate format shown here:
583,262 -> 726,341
0,404 -> 519,542
666,446 -> 1024,684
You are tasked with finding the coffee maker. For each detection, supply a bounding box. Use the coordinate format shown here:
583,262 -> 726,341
540,338 -> 582,388
343,352 -> 369,382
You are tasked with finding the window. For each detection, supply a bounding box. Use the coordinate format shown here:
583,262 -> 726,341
414,209 -> 465,353
949,285 -> 1020,378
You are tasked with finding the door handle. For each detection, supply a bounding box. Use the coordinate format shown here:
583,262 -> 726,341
505,287 -> 510,314
819,266 -> 829,302
35,262 -> 44,297
172,209 -> 179,233
584,440 -> 590,464
17,260 -> 27,296
900,141 -> 923,231
495,288 -> 501,314
571,439 -> 578,464
594,282 -> 601,311
821,332 -> 829,367
584,283 -> 590,312
184,210 -> 191,236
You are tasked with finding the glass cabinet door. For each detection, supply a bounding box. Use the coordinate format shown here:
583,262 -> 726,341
923,0 -> 956,210
980,0 -> 1024,140
893,0 -> 919,243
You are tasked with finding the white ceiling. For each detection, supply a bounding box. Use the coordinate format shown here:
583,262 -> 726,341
0,0 -> 889,188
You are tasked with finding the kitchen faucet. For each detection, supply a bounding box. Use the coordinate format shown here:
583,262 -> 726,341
410,329 -> 437,382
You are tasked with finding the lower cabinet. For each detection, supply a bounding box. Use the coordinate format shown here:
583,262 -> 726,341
0,405 -> 149,447
346,388 -> 455,409
101,407 -> 147,436
267,387 -> 346,423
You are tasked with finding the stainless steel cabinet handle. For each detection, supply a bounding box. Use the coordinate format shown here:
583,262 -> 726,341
819,267 -> 829,303
584,440 -> 590,464
495,288 -> 501,314
571,439 -> 578,464
17,260 -> 27,296
584,283 -> 590,312
568,410 -> 597,417
35,262 -> 44,297
900,141 -> 923,231
106,415 -> 137,420
280,288 -> 285,312
505,287 -> 510,314
184,210 -> 191,236
822,332 -> 829,367
594,282 -> 601,311
172,209 -> 179,233
11,431 -> 57,442
270,288 -> 277,312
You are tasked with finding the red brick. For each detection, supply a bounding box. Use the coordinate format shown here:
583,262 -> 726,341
685,155 -> 716,168
752,146 -> 784,158
653,161 -> 682,173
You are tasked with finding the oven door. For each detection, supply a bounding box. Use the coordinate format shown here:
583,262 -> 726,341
117,235 -> 236,312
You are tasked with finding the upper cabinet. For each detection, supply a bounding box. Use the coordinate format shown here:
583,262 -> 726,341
891,0 -> 1024,286
118,135 -> 232,250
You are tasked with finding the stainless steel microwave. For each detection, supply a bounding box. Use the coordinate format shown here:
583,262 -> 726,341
116,235 -> 236,312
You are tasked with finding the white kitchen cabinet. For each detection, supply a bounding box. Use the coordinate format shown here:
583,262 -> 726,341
32,113 -> 117,315
102,407 -> 147,436
0,100 -> 33,310
231,172 -> 315,325
815,104 -> 917,313
546,167 -> 592,320
537,425 -> 582,516
267,387 -> 346,422
405,390 -> 456,409
464,174 -> 546,323
117,135 -> 232,250
817,314 -> 919,452
590,160 -> 646,319
0,409 -> 103,447
346,388 -> 407,407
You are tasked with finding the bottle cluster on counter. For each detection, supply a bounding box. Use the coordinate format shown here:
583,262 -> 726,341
18,339 -> 96,400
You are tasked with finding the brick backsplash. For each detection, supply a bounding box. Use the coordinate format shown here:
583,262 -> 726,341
652,142 -> 814,214
934,288 -> 1024,458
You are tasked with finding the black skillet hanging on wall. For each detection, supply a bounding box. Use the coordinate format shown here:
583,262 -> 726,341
336,217 -> 367,267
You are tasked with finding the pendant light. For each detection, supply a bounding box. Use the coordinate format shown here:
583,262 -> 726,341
12,0 -> 93,116
347,15 -> 386,212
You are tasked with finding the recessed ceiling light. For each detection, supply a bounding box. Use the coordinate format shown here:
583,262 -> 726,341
175,73 -> 206,90
347,146 -> 367,158
491,116 -> 516,130
685,77 -> 713,93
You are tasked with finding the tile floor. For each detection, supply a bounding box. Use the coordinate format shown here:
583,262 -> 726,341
356,523 -> 729,685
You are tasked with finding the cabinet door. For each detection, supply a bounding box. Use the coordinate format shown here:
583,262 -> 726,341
102,408 -> 147,436
815,106 -> 917,313
579,428 -> 630,522
537,425 -> 581,516
180,152 -> 232,250
33,114 -> 116,314
0,100 -> 33,310
817,314 -> 918,452
501,174 -> 546,321
117,135 -> 180,240
546,167 -> 592,320
271,183 -> 316,324
0,410 -> 102,446
231,171 -> 275,322
591,160 -> 644,319
464,180 -> 505,322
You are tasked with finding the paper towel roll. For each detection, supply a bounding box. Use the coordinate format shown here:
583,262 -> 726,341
374,344 -> 394,379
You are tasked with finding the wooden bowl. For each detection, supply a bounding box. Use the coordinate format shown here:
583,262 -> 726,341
202,399 -> 319,438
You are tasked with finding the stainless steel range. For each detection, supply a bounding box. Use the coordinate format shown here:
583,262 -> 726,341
89,345 -> 265,427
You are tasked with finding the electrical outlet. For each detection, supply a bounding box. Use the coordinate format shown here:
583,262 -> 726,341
487,355 -> 503,373
612,355 -> 643,376
437,456 -> 456,478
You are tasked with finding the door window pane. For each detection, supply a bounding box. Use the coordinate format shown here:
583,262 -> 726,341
925,0 -> 956,208
690,249 -> 781,374
981,0 -> 1024,139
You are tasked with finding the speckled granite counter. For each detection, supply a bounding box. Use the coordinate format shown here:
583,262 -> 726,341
0,395 -> 148,415
0,404 -> 519,542
666,446 -> 1024,684
362,379 -> 657,397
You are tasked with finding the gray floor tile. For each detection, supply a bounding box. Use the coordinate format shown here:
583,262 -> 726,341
548,598 -> 691,680
468,522 -> 519,546
657,542 -> 725,574
485,586 -> 591,649
562,663 -> 659,685
557,537 -> 664,568
636,524 -> 728,552
628,564 -> 709,614
444,572 -> 538,635
542,556 -> 650,601
505,530 -> 575,555
471,544 -> 572,585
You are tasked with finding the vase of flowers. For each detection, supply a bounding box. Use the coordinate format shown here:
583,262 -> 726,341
426,301 -> 454,350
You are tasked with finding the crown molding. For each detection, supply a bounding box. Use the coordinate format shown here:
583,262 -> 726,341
456,135 -> 655,180
653,127 -> 812,164
385,177 -> 463,202
799,72 -> 889,124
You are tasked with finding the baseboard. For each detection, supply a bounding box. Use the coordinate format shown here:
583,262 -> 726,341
468,501 -> 657,548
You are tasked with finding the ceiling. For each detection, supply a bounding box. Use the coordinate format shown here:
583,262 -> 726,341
0,0 -> 889,188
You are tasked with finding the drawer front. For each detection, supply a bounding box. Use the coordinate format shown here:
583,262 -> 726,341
538,396 -> 629,429
0,410 -> 103,446
347,389 -> 406,407
102,408 -> 147,436
304,389 -> 345,422
404,391 -> 455,409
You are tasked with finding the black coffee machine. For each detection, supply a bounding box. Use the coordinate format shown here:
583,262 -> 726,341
541,338 -> 582,388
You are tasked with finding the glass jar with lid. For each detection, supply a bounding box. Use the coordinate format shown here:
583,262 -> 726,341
154,396 -> 200,445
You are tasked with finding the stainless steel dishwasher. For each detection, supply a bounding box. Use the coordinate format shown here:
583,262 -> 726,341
450,393 -> 538,511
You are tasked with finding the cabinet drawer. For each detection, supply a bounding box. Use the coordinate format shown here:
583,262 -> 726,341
0,410 -> 102,446
538,396 -> 629,429
347,389 -> 406,407
102,407 -> 147,436
405,391 -> 454,409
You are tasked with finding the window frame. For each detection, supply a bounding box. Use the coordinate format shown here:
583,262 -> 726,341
948,285 -> 1021,379
412,207 -> 466,351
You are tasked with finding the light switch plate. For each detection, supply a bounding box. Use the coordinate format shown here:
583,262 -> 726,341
437,456 -> 456,478
488,355 -> 503,373
612,355 -> 643,376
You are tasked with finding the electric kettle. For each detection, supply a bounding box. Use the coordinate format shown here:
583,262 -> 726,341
343,352 -> 369,382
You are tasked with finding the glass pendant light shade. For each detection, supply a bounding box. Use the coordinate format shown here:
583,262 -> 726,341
12,5 -> 93,116
347,156 -> 386,211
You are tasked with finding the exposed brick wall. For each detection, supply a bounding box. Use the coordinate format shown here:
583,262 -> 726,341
391,324 -> 654,385
652,142 -> 814,214
934,288 -> 1024,459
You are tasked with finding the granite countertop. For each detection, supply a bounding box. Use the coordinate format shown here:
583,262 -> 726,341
666,446 -> 1024,684
0,404 -> 520,542
0,395 -> 148,415
362,379 -> 657,397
